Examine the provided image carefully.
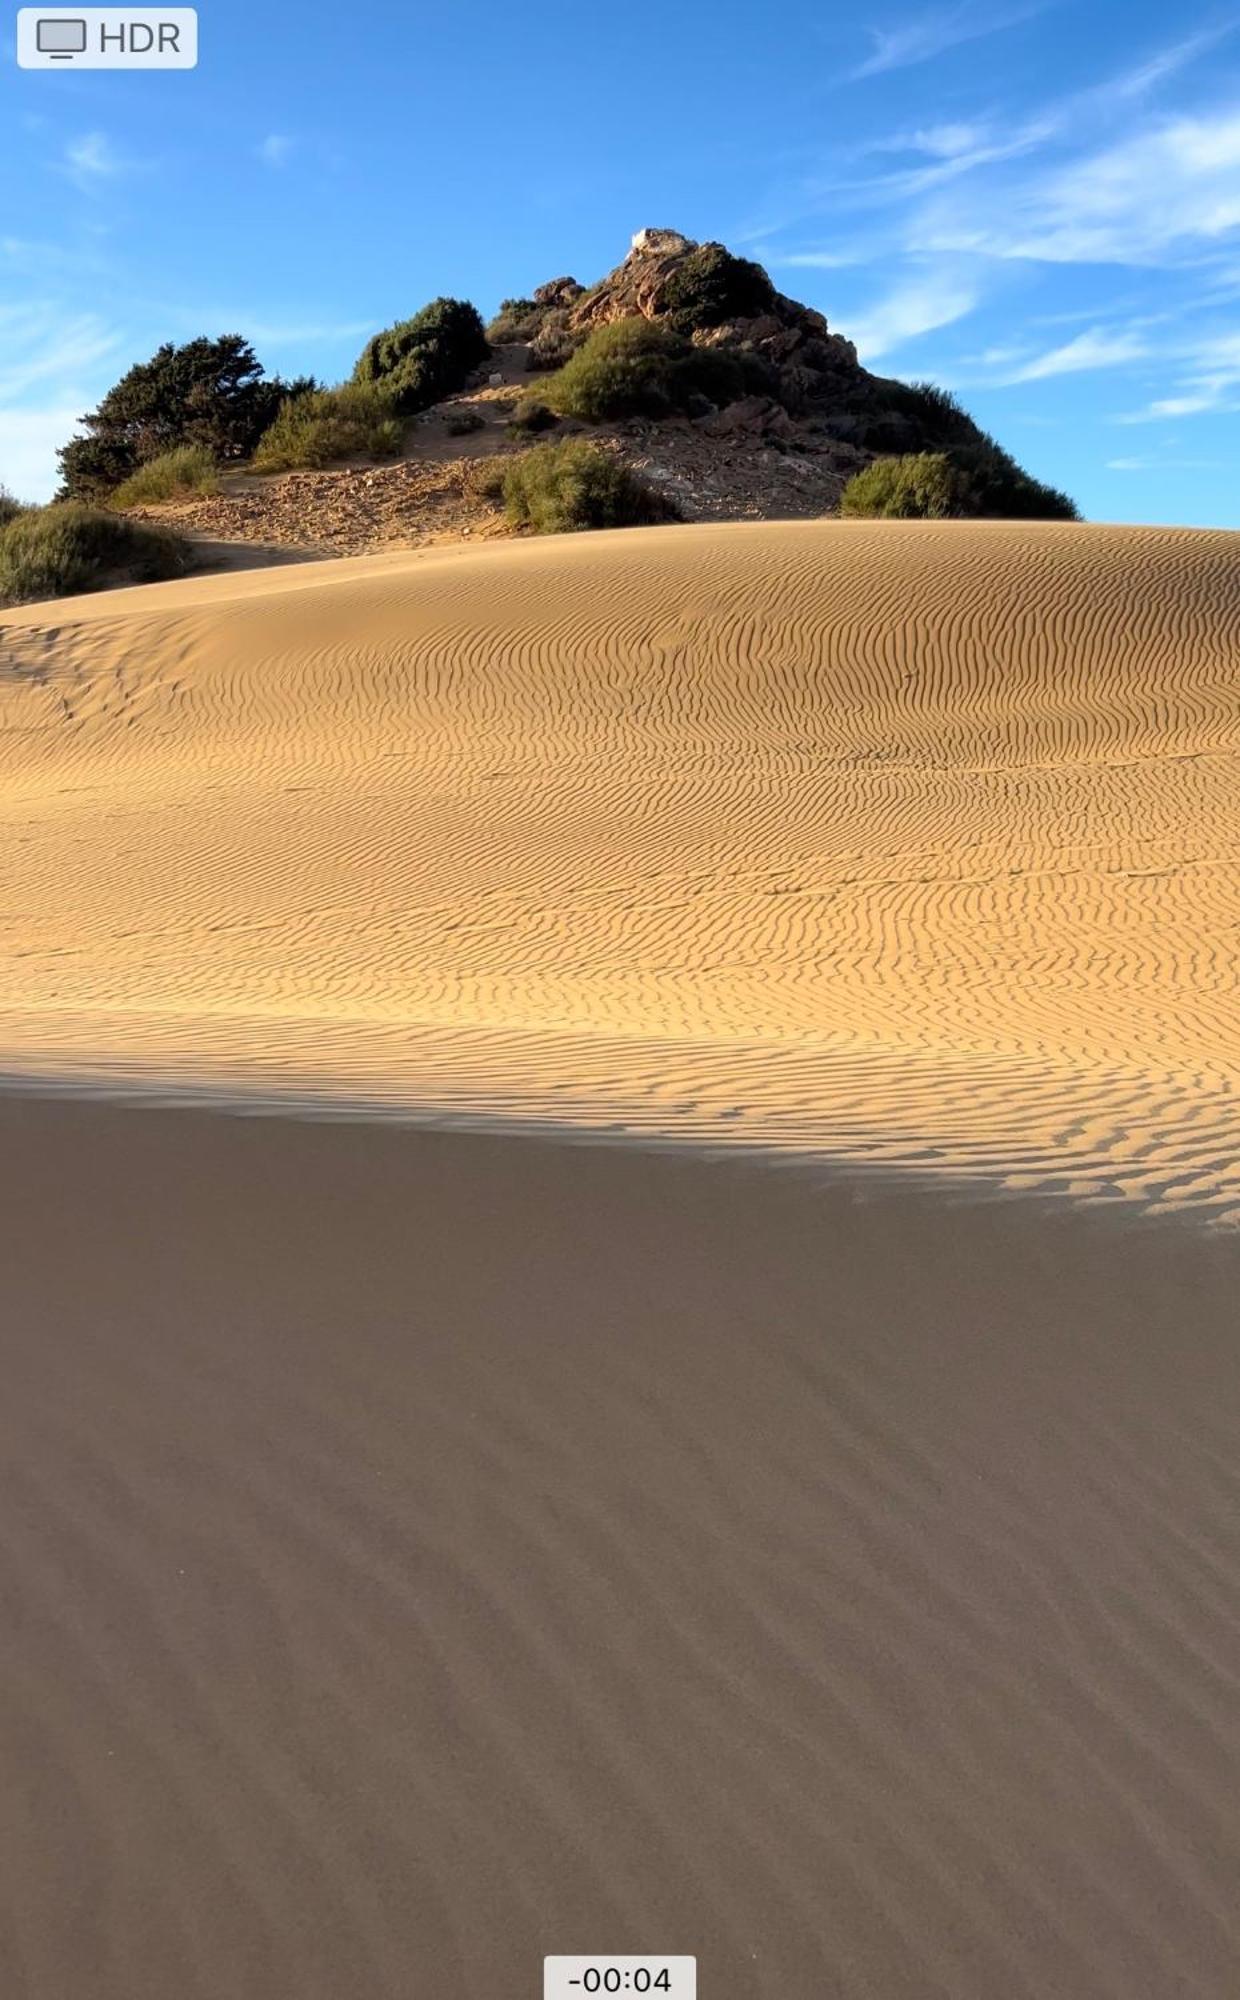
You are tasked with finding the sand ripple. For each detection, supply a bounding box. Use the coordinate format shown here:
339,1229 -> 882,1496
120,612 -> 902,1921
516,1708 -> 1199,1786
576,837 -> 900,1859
0,519 -> 1237,1213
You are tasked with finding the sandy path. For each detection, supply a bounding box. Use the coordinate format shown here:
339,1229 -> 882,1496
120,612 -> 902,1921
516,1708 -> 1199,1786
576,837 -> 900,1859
1,1096 -> 1238,1999
0,518 -> 1236,1215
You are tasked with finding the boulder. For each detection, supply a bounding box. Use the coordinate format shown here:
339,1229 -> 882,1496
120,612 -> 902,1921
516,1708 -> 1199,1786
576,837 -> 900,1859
630,227 -> 696,257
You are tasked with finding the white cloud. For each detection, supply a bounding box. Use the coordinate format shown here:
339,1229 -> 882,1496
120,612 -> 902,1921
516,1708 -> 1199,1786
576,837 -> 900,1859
64,132 -> 121,182
851,1 -> 1046,79
926,108 -> 1240,265
769,248 -> 877,270
0,404 -> 83,503
0,310 -> 120,403
845,272 -> 980,358
258,133 -> 294,168
1107,454 -> 1223,470
1002,326 -> 1151,381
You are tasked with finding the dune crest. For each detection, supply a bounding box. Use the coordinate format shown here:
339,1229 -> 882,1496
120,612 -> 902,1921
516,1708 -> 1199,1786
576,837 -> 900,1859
1,518 -> 1237,1215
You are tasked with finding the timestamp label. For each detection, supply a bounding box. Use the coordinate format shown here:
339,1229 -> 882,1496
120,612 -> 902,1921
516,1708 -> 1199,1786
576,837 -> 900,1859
544,1957 -> 696,1998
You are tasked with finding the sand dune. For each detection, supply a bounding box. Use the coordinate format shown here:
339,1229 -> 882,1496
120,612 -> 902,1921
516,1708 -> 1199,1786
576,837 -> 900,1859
2,520 -> 1240,1997
0,518 -> 1237,1212
1,1097 -> 1238,2000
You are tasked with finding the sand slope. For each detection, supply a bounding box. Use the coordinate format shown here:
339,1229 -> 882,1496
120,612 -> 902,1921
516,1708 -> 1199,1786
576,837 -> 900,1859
3,523 -> 1240,1997
1,1098 -> 1238,2000
1,518 -> 1237,1213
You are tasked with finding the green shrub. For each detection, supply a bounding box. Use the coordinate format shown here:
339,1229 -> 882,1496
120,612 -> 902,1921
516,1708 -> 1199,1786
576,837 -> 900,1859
444,407 -> 486,436
0,504 -> 189,605
486,297 -> 541,343
502,439 -> 682,534
953,441 -> 1080,521
542,318 -> 750,422
660,243 -> 776,333
526,314 -> 583,372
508,398 -> 558,435
252,382 -> 404,471
839,449 -> 1079,522
840,453 -> 968,519
881,380 -> 976,447
57,336 -> 316,498
0,485 -> 27,529
111,443 -> 220,506
353,297 -> 489,416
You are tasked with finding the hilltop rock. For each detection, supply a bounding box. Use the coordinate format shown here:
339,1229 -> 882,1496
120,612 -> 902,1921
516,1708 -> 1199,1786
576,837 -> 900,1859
630,227 -> 696,256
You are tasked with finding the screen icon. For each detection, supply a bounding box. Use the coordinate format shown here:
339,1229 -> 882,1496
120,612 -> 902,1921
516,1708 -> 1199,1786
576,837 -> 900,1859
35,16 -> 87,55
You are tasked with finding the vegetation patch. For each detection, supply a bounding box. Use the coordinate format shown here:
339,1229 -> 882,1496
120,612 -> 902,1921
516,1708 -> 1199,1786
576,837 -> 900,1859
252,383 -> 404,471
660,244 -> 776,334
486,297 -> 542,343
508,398 -> 559,435
352,298 -> 489,416
111,443 -> 220,507
58,335 -> 315,500
0,486 -> 27,530
0,504 -> 189,605
542,318 -> 756,422
502,439 -> 682,534
840,449 -> 1079,522
462,458 -> 508,504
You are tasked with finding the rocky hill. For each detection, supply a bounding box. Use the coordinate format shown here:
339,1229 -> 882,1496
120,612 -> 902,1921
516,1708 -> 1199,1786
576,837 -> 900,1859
131,229 -> 1071,562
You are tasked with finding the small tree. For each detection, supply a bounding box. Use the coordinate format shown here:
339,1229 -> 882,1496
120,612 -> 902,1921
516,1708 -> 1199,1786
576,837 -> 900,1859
352,298 -> 489,415
57,335 -> 315,498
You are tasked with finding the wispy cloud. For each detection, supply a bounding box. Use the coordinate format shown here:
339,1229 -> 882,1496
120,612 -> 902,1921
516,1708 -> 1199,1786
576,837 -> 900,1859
258,133 -> 294,168
1117,344 -> 1240,422
0,308 -> 120,403
851,0 -> 1047,79
1001,326 -> 1151,381
845,271 -> 981,358
64,131 -> 121,183
0,404 -> 84,503
924,106 -> 1240,265
1108,454 -> 1223,470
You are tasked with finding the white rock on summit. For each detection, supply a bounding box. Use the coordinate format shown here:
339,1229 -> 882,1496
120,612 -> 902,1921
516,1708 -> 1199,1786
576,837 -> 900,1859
629,227 -> 696,257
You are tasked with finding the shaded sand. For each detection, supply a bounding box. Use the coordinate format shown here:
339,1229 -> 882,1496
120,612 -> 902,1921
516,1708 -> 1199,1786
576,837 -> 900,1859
1,1094 -> 1239,1999
0,518 -> 1237,1215
2,520 -> 1240,1996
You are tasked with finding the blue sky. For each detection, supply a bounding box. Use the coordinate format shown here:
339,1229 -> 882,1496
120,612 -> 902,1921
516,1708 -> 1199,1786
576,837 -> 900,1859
3,0 -> 1239,521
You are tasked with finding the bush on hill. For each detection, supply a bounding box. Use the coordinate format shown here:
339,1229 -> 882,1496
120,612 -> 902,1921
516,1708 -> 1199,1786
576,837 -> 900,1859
486,297 -> 541,343
252,383 -> 404,471
954,441 -> 1080,520
542,318 -> 755,422
58,336 -> 315,499
508,398 -> 558,435
661,243 -> 776,333
840,449 -> 1079,522
525,314 -> 583,372
111,443 -> 220,507
352,298 -> 489,416
462,458 -> 508,504
502,439 -> 682,534
0,485 -> 26,529
839,453 -> 968,519
0,504 -> 189,605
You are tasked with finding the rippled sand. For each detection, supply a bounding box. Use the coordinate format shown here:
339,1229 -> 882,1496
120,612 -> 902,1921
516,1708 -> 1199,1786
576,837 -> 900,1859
1,519 -> 1239,1997
1,519 -> 1237,1213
